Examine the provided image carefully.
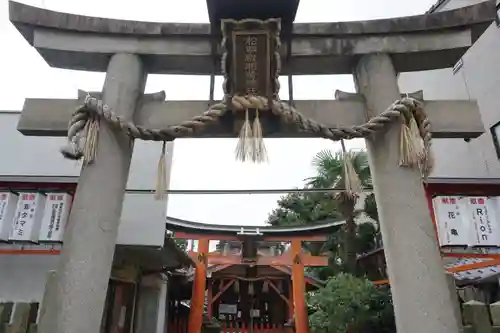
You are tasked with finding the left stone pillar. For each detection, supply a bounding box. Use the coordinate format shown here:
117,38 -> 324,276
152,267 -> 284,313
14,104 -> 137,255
39,53 -> 146,333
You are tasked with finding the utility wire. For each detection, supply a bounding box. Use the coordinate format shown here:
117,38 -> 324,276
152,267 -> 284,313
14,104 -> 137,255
126,188 -> 374,195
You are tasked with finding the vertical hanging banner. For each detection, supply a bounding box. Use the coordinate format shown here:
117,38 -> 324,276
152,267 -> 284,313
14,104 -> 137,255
465,196 -> 500,246
39,193 -> 72,242
221,18 -> 281,99
0,192 -> 19,241
432,196 -> 470,246
10,192 -> 46,242
489,196 -> 500,245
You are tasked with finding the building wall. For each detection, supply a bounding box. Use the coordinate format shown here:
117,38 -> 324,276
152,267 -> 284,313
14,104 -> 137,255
0,254 -> 59,302
398,2 -> 500,178
0,112 -> 174,246
0,112 -> 175,303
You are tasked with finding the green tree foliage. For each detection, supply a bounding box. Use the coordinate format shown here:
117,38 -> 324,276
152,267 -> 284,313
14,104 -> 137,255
267,191 -> 343,227
266,148 -> 394,332
305,150 -> 371,191
303,221 -> 379,281
306,150 -> 372,275
308,274 -> 395,333
266,149 -> 379,276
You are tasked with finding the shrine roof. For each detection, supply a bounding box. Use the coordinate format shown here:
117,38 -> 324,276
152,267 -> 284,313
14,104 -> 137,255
445,258 -> 500,285
115,237 -> 195,270
358,247 -> 500,286
8,0 -> 497,74
166,216 -> 344,237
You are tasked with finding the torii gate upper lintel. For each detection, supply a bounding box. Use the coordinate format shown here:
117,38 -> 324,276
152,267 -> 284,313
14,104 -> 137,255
8,0 -> 496,74
8,1 -> 498,333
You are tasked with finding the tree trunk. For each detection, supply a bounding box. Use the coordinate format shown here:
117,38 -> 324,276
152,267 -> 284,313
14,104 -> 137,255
344,216 -> 358,275
337,194 -> 358,276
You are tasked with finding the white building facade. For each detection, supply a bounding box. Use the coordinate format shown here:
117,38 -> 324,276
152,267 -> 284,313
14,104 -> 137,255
399,0 -> 500,179
0,110 -> 180,332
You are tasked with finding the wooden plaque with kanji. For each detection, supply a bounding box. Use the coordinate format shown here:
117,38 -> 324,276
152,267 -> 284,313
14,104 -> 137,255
221,19 -> 281,100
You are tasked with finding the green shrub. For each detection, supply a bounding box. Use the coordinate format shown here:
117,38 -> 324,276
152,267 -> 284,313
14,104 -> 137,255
308,273 -> 395,333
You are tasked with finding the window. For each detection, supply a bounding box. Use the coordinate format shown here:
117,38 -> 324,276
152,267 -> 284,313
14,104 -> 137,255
490,120 -> 500,158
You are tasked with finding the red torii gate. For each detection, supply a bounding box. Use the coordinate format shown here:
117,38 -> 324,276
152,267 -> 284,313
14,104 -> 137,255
166,217 -> 344,333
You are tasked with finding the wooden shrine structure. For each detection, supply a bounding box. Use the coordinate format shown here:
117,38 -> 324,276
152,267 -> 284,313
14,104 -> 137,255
166,217 -> 343,333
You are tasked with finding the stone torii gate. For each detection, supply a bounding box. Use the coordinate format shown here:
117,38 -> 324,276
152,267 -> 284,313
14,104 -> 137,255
8,1 -> 497,333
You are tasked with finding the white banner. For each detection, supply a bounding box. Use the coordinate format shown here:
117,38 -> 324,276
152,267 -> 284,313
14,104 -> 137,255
0,192 -> 19,241
39,193 -> 72,242
433,196 -> 470,246
466,197 -> 500,246
10,192 -> 46,242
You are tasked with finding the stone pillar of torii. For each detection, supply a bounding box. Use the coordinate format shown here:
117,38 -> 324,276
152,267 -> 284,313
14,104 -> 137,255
7,0 -> 497,332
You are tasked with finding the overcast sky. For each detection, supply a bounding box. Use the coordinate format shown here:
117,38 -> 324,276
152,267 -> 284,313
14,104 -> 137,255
0,0 -> 438,226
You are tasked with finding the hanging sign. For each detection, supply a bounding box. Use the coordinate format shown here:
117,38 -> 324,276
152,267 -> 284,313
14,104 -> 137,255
38,193 -> 72,242
432,196 -> 470,246
221,19 -> 280,99
466,196 -> 500,246
10,192 -> 46,242
433,195 -> 500,247
0,192 -> 19,241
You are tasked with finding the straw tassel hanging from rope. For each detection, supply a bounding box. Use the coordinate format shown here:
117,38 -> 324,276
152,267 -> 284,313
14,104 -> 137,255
155,141 -> 167,201
340,139 -> 362,199
81,116 -> 98,165
235,109 -> 253,162
81,97 -> 100,165
399,113 -> 425,169
252,109 -> 268,163
398,100 -> 434,180
415,102 -> 434,179
235,108 -> 268,163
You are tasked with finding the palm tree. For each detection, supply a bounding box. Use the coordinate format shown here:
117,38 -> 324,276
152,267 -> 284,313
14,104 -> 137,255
305,148 -> 374,275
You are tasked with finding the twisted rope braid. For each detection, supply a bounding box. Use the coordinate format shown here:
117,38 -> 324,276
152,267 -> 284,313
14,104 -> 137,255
60,94 -> 432,176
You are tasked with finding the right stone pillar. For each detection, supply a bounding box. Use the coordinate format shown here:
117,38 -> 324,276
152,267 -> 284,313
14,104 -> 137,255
353,54 -> 459,332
